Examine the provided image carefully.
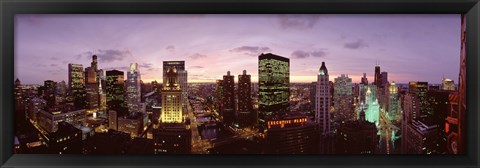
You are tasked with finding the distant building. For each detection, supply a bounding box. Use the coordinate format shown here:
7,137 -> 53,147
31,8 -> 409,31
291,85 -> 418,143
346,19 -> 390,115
68,63 -> 86,109
374,64 -> 381,88
258,53 -> 290,127
43,80 -> 57,107
441,78 -> 455,91
215,80 -> 224,114
361,73 -> 368,85
266,115 -> 319,154
380,72 -> 388,88
333,74 -> 354,123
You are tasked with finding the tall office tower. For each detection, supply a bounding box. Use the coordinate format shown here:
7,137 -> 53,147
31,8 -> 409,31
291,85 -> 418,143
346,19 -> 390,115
258,53 -> 290,127
388,82 -> 401,123
106,70 -> 127,115
68,64 -> 86,109
85,66 -> 99,113
215,80 -> 224,113
55,80 -> 67,97
163,61 -> 188,115
44,80 -> 57,107
374,64 -> 381,88
401,92 -> 420,153
380,72 -> 388,88
316,62 -> 330,135
154,67 -> 191,154
222,71 -> 235,126
408,81 -> 429,118
238,70 -> 253,128
361,73 -> 368,85
441,78 -> 455,91
457,14 -> 466,154
161,67 -> 183,123
333,74 -> 354,124
126,63 -> 142,114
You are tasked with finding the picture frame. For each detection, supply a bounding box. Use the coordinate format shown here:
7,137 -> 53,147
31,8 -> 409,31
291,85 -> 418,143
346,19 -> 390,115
1,0 -> 479,167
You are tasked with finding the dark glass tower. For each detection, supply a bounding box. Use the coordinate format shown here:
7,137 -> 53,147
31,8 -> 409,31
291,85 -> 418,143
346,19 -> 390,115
106,70 -> 127,115
374,64 -> 381,87
222,71 -> 235,126
238,70 -> 253,127
258,53 -> 290,127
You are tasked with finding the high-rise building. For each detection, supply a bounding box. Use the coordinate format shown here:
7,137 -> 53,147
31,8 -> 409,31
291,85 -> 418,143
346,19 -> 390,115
161,67 -> 183,123
388,81 -> 401,123
441,78 -> 455,91
380,72 -> 388,88
85,65 -> 99,113
106,70 -> 127,115
238,70 -> 254,128
222,71 -> 235,126
215,80 -> 224,114
316,62 -> 330,135
258,53 -> 290,127
404,120 -> 440,154
333,74 -> 354,123
68,64 -> 86,109
374,64 -> 381,87
126,63 -> 142,114
409,81 -> 429,118
163,61 -> 188,115
309,82 -> 317,120
361,73 -> 368,85
44,80 -> 57,107
154,66 -> 191,154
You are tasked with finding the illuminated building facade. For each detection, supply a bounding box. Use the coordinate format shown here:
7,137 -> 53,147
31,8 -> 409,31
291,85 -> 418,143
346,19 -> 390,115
362,85 -> 380,125
215,80 -> 224,113
161,67 -> 183,123
163,61 -> 188,114
441,78 -> 455,91
316,62 -> 330,135
238,70 -> 254,127
106,70 -> 127,115
333,74 -> 354,123
68,63 -> 86,109
222,71 -> 235,126
37,107 -> 86,133
258,53 -> 290,126
409,81 -> 429,118
85,64 -> 99,113
117,112 -> 145,138
388,82 -> 401,123
266,116 -> 319,154
44,80 -> 57,107
126,63 -> 142,114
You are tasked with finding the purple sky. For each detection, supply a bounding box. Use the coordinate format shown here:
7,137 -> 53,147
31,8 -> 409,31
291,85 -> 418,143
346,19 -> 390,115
15,14 -> 461,84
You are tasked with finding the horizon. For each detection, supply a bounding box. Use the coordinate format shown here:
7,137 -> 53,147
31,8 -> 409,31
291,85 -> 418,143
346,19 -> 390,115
15,14 -> 461,84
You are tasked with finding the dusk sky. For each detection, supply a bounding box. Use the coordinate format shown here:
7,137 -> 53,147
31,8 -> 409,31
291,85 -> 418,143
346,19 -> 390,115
15,14 -> 461,84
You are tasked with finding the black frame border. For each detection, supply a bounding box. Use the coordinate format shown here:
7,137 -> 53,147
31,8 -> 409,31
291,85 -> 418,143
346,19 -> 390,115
1,0 -> 479,168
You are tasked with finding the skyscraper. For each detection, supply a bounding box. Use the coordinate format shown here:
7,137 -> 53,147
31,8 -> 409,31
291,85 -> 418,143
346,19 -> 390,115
85,64 -> 99,113
238,70 -> 253,128
106,70 -> 126,115
258,53 -> 290,127
408,81 -> 429,118
68,63 -> 86,109
44,80 -> 57,107
215,80 -> 224,114
361,73 -> 368,85
163,61 -> 188,115
333,74 -> 354,123
161,67 -> 183,123
374,64 -> 381,88
222,71 -> 235,126
126,63 -> 142,114
380,72 -> 388,88
316,62 -> 330,135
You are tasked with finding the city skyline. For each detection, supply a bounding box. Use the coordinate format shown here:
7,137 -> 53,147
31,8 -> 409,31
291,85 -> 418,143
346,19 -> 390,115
15,14 -> 461,84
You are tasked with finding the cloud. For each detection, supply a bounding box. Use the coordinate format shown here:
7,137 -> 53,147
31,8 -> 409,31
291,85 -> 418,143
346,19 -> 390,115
278,15 -> 321,30
190,53 -> 208,59
79,49 -> 132,63
290,49 -> 328,59
230,46 -> 271,56
139,63 -> 153,69
165,45 -> 175,53
190,66 -> 204,69
291,50 -> 310,59
344,39 -> 369,49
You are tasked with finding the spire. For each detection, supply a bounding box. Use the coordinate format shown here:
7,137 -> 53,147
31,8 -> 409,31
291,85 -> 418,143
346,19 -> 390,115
319,62 -> 328,75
